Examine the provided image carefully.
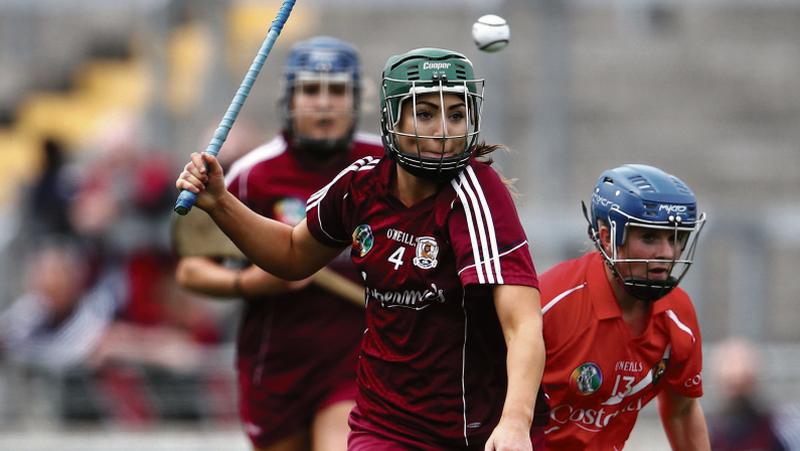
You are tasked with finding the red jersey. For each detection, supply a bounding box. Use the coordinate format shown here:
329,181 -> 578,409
306,156 -> 544,448
225,132 -> 382,377
539,252 -> 704,450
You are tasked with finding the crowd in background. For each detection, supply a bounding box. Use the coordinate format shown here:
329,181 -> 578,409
0,115 -> 248,426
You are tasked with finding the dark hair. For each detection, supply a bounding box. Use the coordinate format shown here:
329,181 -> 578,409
474,142 -> 504,160
472,142 -> 519,197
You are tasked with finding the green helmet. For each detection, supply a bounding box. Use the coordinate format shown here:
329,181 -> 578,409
380,48 -> 484,180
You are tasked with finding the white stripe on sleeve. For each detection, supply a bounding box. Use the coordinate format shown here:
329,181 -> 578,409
466,167 -> 504,284
451,168 -> 503,284
306,156 -> 378,211
452,177 -> 487,284
666,309 -> 696,343
542,283 -> 586,314
224,136 -> 286,187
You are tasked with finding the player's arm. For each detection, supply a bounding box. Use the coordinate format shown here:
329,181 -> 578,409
657,388 -> 711,451
176,152 -> 344,279
175,257 -> 311,298
485,284 -> 545,451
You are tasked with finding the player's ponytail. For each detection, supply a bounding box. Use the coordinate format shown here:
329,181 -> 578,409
472,142 -> 520,199
473,141 -> 503,160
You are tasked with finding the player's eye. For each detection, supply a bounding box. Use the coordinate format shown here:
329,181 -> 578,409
449,110 -> 465,122
415,109 -> 433,120
672,231 -> 690,248
328,83 -> 348,96
300,84 -> 321,95
640,231 -> 658,243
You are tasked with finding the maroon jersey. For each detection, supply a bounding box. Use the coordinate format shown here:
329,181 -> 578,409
224,132 -> 382,444
306,156 -> 542,448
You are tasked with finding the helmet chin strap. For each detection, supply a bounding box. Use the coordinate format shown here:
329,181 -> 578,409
391,154 -> 462,182
292,130 -> 354,158
616,275 -> 679,302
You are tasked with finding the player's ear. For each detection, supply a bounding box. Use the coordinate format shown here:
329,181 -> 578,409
598,222 -> 613,253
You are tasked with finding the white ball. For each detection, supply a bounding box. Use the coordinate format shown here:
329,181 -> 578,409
472,14 -> 510,53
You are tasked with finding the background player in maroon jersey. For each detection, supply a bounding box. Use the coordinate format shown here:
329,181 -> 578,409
176,47 -> 547,450
538,164 -> 710,450
175,37 -> 383,451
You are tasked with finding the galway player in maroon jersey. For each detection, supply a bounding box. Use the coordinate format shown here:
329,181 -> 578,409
177,47 -> 547,450
176,37 -> 383,451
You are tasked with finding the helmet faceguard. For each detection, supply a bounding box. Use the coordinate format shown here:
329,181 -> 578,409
380,48 -> 484,181
583,164 -> 707,302
281,36 -> 361,157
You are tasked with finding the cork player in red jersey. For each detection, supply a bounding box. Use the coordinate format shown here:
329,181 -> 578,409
176,47 -> 548,450
175,37 -> 383,451
538,164 -> 711,450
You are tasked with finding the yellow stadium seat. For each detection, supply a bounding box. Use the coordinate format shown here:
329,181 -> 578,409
75,60 -> 152,110
0,128 -> 40,206
227,0 -> 318,72
166,24 -> 212,114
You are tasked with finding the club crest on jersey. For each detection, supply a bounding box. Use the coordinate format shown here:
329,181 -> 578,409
274,197 -> 306,226
352,224 -> 374,257
412,236 -> 439,269
570,362 -> 603,396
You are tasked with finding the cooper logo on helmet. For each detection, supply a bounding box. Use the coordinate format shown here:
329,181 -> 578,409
422,62 -> 452,70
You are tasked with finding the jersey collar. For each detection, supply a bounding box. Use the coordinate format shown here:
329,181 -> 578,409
587,252 -> 624,320
376,158 -> 457,212
586,252 -> 673,319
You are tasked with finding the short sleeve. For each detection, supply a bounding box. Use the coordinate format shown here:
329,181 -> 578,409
448,163 -> 538,288
305,157 -> 375,247
663,301 -> 704,398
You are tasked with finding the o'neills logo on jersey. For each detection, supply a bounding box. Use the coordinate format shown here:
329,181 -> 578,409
570,363 -> 603,396
367,283 -> 445,310
352,224 -> 374,257
422,62 -> 451,70
413,237 -> 439,269
386,228 -> 416,246
549,397 -> 645,433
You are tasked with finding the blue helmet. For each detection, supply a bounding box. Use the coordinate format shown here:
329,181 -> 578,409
585,164 -> 707,301
282,36 -> 361,155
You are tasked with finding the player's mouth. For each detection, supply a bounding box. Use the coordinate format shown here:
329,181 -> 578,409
419,150 -> 454,159
647,267 -> 670,280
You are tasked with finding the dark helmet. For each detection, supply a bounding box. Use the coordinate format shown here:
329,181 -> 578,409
380,48 -> 484,180
282,36 -> 361,156
585,164 -> 707,301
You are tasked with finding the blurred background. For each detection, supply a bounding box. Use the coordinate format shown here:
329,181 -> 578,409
1,0 -> 799,449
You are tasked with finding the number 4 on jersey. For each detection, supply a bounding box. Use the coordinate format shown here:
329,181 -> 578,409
388,247 -> 406,270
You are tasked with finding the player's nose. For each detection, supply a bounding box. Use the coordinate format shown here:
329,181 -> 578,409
654,236 -> 679,260
430,121 -> 449,139
313,93 -> 330,108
